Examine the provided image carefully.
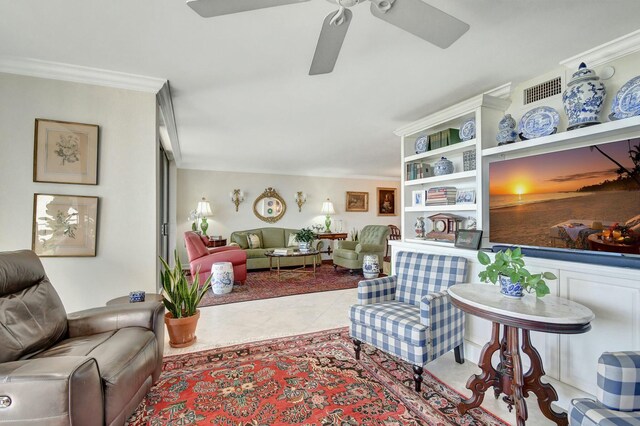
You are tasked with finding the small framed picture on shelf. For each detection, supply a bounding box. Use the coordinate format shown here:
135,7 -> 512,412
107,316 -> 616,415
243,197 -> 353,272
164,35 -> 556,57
411,190 -> 424,207
456,188 -> 476,204
454,229 -> 483,250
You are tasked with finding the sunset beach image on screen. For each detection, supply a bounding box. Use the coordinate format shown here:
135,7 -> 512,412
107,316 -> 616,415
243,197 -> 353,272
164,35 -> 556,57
488,139 -> 640,252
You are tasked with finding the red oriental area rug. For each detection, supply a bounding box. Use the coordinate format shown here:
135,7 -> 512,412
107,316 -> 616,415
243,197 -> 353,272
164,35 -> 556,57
127,328 -> 507,425
198,265 -> 361,307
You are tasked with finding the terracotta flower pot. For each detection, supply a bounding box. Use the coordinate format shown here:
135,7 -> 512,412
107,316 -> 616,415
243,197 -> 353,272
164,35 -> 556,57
164,309 -> 200,348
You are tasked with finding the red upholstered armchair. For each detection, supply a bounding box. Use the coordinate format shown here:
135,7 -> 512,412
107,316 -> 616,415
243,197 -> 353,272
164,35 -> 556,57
184,232 -> 247,284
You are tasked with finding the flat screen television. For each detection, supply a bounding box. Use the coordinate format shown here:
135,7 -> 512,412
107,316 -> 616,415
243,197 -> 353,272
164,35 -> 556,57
489,138 -> 640,259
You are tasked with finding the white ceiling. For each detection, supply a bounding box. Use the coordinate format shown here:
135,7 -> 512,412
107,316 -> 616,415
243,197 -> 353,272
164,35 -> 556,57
1,1 -> 639,179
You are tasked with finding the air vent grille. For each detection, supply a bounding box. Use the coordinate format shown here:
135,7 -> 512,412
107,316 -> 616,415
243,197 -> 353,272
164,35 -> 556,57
524,77 -> 562,104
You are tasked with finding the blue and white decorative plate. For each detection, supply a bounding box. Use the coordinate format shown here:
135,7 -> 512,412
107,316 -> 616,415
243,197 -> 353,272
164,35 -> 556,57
518,106 -> 559,140
459,117 -> 476,141
415,136 -> 428,154
610,75 -> 640,120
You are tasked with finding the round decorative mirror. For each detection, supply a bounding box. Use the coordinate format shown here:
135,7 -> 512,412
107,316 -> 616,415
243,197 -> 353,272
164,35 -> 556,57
253,187 -> 287,223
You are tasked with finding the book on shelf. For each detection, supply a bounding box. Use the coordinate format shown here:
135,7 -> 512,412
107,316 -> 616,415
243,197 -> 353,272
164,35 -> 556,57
426,186 -> 457,205
406,161 -> 432,180
427,129 -> 461,150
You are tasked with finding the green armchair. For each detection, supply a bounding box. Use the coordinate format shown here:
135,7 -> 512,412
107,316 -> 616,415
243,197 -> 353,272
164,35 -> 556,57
332,225 -> 390,273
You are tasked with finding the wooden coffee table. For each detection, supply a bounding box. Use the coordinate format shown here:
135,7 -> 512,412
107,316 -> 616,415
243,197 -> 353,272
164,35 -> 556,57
264,249 -> 319,280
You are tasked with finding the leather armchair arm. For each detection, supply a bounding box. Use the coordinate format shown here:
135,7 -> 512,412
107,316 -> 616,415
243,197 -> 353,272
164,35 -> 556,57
355,243 -> 386,254
67,302 -> 164,338
0,356 -> 103,425
335,240 -> 358,250
207,245 -> 240,255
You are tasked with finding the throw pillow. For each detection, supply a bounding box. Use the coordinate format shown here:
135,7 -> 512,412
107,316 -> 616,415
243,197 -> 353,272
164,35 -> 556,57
232,233 -> 249,249
247,233 -> 262,249
287,233 -> 299,247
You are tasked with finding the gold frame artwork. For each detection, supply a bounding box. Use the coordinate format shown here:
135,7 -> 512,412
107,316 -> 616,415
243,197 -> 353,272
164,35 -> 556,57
34,118 -> 99,184
345,191 -> 369,212
377,187 -> 397,216
32,193 -> 99,257
253,187 -> 287,223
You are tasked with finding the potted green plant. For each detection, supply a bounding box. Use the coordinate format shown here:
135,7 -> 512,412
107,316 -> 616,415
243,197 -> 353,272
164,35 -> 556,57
294,227 -> 316,252
477,247 -> 557,298
160,251 -> 212,348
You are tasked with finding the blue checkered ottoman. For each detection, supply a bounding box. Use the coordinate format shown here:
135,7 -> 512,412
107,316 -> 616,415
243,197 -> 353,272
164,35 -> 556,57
569,351 -> 640,425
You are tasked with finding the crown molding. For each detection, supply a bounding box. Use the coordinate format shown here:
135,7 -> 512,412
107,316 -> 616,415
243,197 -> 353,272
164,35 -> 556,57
484,82 -> 512,99
560,29 -> 640,69
0,56 -> 166,93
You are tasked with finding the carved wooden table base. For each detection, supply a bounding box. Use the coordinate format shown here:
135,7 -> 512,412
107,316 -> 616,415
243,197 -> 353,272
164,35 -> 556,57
457,322 -> 567,426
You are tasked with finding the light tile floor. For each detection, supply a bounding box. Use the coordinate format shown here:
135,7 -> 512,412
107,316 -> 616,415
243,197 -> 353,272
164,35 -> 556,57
165,287 -> 593,425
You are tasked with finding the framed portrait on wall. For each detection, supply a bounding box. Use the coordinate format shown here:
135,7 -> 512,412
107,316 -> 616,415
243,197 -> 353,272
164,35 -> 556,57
377,187 -> 397,216
32,193 -> 99,257
34,119 -> 99,185
346,191 -> 368,212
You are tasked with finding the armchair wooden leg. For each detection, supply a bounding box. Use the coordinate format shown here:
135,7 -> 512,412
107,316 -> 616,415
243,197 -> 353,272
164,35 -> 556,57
353,339 -> 361,360
454,344 -> 465,364
333,264 -> 338,271
413,365 -> 423,392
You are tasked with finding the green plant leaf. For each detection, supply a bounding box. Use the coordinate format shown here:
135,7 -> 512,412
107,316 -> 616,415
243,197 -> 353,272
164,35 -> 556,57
477,251 -> 491,265
542,272 -> 557,280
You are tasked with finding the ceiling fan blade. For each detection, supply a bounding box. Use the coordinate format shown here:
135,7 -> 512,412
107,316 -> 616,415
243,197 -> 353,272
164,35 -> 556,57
370,0 -> 469,48
309,9 -> 353,76
187,0 -> 310,18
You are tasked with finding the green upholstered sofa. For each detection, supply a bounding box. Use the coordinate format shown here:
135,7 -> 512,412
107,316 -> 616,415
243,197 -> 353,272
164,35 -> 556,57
332,225 -> 390,273
229,227 -> 324,270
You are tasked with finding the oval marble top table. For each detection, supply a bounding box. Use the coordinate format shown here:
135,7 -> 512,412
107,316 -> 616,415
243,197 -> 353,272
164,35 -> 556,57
448,284 -> 595,334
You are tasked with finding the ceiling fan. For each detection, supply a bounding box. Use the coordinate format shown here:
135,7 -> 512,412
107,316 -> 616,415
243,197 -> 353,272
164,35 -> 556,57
186,0 -> 469,75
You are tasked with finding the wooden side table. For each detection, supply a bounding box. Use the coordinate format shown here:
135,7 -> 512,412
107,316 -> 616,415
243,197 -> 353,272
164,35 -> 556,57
206,238 -> 227,248
448,284 -> 594,426
315,232 -> 348,256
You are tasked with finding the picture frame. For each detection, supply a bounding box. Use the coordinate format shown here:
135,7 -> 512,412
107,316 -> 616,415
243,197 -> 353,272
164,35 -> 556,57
345,191 -> 369,212
411,190 -> 424,207
456,188 -> 476,204
377,187 -> 397,216
34,118 -> 99,185
454,229 -> 483,250
32,193 -> 99,257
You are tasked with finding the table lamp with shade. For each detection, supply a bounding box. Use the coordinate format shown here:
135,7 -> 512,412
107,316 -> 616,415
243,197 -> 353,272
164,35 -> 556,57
195,197 -> 213,236
321,198 -> 335,233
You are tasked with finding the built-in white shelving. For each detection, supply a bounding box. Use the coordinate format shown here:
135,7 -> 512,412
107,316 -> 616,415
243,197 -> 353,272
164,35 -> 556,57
404,170 -> 476,186
404,238 -> 454,246
405,204 -> 477,212
405,139 -> 476,162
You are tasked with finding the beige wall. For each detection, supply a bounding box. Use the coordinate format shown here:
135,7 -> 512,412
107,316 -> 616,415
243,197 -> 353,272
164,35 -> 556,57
0,72 -> 158,312
176,169 -> 401,262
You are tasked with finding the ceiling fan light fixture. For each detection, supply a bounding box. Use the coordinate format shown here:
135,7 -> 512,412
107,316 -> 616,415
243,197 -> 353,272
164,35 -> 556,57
371,0 -> 394,13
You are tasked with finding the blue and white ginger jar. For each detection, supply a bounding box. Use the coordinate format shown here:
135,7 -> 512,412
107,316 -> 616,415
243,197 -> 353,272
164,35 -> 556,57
433,157 -> 454,176
496,114 -> 517,145
562,62 -> 606,130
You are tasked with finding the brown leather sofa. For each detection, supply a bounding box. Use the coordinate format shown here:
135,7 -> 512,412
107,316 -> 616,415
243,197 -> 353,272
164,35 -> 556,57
0,250 -> 164,426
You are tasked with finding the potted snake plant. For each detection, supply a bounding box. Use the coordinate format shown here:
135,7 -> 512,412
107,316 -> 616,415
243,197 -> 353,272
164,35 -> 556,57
477,247 -> 557,298
160,251 -> 211,348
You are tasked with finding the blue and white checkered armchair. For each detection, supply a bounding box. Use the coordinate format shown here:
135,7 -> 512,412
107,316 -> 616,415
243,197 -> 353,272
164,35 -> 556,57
349,251 -> 467,391
569,351 -> 640,426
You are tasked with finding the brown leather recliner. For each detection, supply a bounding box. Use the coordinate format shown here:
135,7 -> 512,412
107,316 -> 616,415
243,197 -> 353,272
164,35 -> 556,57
0,250 -> 164,426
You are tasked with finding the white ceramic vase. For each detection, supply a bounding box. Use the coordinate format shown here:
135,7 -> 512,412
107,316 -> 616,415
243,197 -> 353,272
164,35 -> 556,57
211,262 -> 234,295
362,255 -> 380,279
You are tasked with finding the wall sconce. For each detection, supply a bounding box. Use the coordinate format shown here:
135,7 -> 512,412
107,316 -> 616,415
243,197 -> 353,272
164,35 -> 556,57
230,189 -> 245,212
294,191 -> 307,212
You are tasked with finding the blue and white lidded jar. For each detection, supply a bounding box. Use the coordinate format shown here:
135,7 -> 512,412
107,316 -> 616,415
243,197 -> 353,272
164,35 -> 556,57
211,262 -> 234,295
562,62 -> 606,130
433,157 -> 454,176
362,255 -> 380,279
496,114 -> 517,145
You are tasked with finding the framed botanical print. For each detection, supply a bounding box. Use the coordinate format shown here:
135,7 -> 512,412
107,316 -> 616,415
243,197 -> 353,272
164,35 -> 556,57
377,187 -> 397,216
345,191 -> 368,212
34,119 -> 99,184
32,194 -> 99,257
